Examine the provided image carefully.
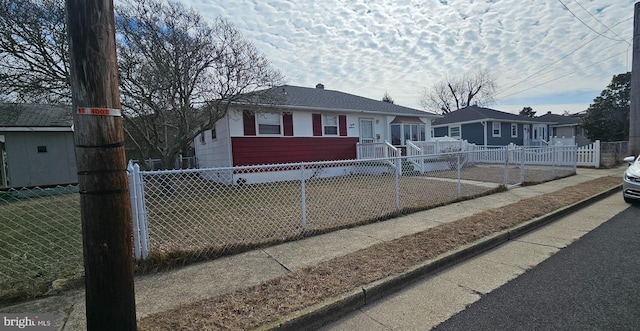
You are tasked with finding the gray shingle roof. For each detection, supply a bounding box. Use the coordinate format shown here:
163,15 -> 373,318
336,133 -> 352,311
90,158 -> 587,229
432,105 -> 549,126
248,85 -> 440,118
0,104 -> 72,127
535,113 -> 581,126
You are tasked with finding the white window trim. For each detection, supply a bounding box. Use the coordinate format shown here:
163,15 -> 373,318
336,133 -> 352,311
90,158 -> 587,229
492,122 -> 501,137
511,123 -> 517,138
449,125 -> 461,139
256,112 -> 282,136
323,114 -> 338,135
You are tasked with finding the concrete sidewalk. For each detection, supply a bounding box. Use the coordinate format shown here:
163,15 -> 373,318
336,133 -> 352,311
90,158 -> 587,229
0,167 -> 625,330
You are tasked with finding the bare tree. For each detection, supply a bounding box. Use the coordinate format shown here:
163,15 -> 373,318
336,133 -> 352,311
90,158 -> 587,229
0,0 -> 70,103
116,0 -> 283,168
0,0 -> 284,169
420,67 -> 497,114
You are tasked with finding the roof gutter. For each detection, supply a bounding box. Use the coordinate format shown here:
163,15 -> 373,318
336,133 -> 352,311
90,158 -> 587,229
0,126 -> 73,132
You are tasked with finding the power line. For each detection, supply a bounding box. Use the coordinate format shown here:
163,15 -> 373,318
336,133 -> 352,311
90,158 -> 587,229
573,0 -> 630,46
497,49 -> 628,100
496,16 -> 632,97
558,0 -> 628,43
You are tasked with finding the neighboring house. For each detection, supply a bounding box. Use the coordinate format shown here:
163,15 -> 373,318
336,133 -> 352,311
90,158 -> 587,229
0,104 -> 77,188
535,111 -> 591,146
195,84 -> 441,168
432,106 -> 552,146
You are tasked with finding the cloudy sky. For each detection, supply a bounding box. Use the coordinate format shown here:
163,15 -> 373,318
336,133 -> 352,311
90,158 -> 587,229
184,0 -> 634,115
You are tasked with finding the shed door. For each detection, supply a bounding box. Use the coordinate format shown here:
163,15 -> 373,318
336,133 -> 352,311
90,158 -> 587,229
359,119 -> 374,143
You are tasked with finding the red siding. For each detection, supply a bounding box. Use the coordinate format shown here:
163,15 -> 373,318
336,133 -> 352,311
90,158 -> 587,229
243,110 -> 256,136
339,115 -> 347,136
283,112 -> 293,136
312,113 -> 322,136
231,137 -> 359,166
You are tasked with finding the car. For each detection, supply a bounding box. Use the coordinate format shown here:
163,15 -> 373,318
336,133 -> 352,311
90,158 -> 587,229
623,155 -> 640,203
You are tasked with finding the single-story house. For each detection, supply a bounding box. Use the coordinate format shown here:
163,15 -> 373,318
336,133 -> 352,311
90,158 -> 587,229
432,106 -> 554,146
535,111 -> 591,146
195,84 -> 441,168
0,104 -> 77,188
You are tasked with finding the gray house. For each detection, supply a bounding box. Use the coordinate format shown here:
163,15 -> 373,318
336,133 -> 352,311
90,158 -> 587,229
432,106 -> 552,146
0,104 -> 77,188
535,111 -> 591,146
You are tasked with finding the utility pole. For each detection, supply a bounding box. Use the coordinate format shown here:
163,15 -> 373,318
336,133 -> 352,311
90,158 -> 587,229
66,1 -> 137,330
631,2 -> 640,156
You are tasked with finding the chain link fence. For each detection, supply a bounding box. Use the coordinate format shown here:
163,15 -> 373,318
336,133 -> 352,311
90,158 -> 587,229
600,141 -> 629,168
1,146 -> 576,302
130,146 -> 577,271
0,185 -> 82,302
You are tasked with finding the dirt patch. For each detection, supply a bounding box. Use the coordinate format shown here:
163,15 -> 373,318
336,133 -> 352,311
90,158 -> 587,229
138,176 -> 621,331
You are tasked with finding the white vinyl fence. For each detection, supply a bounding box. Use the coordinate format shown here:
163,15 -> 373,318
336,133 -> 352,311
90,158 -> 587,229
576,140 -> 601,168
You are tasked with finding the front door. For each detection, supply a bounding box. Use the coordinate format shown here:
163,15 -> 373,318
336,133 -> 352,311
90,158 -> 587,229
359,119 -> 374,143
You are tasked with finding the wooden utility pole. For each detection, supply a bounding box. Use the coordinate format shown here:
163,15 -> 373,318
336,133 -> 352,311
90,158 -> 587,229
66,0 -> 137,330
631,2 -> 640,156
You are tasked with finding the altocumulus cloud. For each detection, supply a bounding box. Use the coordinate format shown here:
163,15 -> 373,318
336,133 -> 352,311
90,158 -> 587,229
185,0 -> 634,114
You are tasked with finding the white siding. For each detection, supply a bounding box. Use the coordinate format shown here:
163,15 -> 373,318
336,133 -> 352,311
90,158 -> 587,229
194,119 -> 232,168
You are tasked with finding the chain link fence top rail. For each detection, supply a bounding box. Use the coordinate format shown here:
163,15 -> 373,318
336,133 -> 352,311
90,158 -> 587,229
0,185 -> 83,302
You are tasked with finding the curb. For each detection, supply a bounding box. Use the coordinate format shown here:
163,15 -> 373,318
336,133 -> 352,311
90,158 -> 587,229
257,184 -> 623,331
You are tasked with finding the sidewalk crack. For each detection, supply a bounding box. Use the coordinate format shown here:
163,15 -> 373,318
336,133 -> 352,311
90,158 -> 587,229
261,249 -> 291,272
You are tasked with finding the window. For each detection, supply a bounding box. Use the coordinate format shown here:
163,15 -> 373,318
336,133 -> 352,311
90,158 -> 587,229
403,124 -> 411,142
511,123 -> 517,138
199,133 -> 206,144
37,145 -> 47,153
390,123 -> 428,145
257,112 -> 281,135
391,125 -> 401,145
449,126 -> 461,139
492,122 -> 501,137
211,127 -> 217,140
324,115 -> 338,135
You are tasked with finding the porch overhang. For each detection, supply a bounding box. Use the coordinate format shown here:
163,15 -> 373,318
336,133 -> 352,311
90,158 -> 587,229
390,116 -> 426,124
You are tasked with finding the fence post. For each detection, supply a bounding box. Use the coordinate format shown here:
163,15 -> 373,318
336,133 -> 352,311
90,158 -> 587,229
552,145 -> 557,177
520,147 -> 525,185
456,153 -> 461,197
133,163 -> 149,259
127,161 -> 141,260
395,155 -> 401,210
300,163 -> 307,229
595,140 -> 601,168
503,147 -> 509,186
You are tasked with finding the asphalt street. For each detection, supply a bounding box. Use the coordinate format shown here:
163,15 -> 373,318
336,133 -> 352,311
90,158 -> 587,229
434,203 -> 640,331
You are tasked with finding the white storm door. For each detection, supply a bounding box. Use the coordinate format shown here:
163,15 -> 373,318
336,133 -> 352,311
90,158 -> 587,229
360,119 -> 374,143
